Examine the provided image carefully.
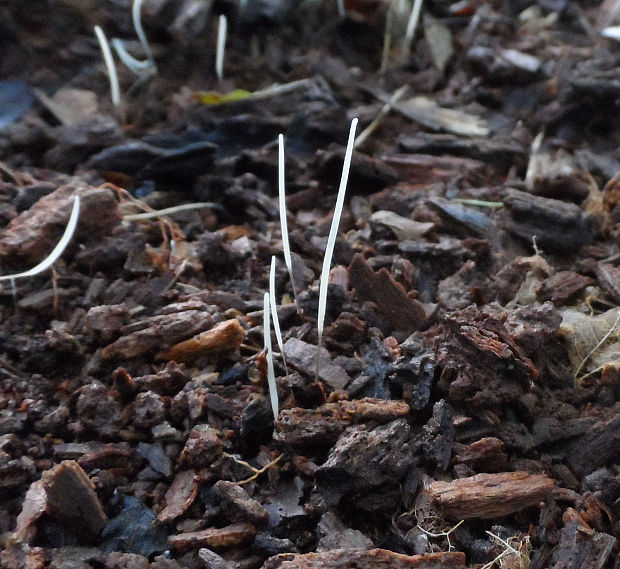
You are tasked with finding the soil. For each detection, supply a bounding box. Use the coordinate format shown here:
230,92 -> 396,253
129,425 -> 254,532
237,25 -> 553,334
0,1 -> 619,569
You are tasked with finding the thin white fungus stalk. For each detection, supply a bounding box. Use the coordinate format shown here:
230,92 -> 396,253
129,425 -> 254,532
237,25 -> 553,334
216,14 -> 228,81
278,134 -> 300,312
269,256 -> 289,377
263,292 -> 279,420
405,0 -> 423,51
0,195 -> 81,283
337,0 -> 345,18
94,26 -> 121,107
132,0 -> 155,67
315,117 -> 358,381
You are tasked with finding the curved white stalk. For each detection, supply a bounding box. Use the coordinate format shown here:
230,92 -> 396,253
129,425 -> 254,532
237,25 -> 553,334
263,292 -> 279,420
216,14 -> 227,81
0,195 -> 81,283
315,117 -> 358,380
111,39 -> 153,74
269,256 -> 288,377
133,0 -> 155,67
94,26 -> 121,107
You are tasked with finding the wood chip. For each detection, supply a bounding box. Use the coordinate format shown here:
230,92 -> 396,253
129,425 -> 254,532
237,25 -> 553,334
168,522 -> 256,552
102,309 -> 214,360
157,470 -> 199,523
427,471 -> 554,520
262,549 -> 466,569
156,318 -> 245,362
348,253 -> 426,335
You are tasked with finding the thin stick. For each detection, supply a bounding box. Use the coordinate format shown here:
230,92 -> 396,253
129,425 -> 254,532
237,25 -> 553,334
315,117 -> 358,381
269,256 -> 289,377
0,195 -> 81,283
123,201 -> 219,221
355,85 -> 409,148
94,26 -> 121,107
278,134 -> 300,313
263,292 -> 279,420
216,14 -> 227,81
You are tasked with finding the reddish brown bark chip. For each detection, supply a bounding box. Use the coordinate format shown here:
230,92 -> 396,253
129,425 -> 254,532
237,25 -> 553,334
157,470 -> 199,523
536,271 -> 594,305
261,548 -> 466,569
168,523 -> 256,552
454,437 -> 508,473
156,318 -> 245,362
0,182 -> 120,265
348,253 -> 427,335
427,471 -> 554,520
274,398 -> 410,448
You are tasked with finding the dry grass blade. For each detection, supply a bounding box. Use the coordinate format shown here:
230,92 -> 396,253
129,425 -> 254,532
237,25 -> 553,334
315,117 -> 358,380
0,195 -> 81,283
263,292 -> 279,420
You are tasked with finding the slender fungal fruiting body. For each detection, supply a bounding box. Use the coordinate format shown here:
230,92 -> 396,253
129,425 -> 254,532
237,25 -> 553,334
315,117 -> 358,380
0,195 -> 81,283
94,26 -> 121,106
263,292 -> 279,420
216,15 -> 228,81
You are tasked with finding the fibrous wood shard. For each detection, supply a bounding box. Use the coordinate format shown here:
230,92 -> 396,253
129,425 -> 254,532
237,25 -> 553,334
427,471 -> 554,520
262,548 -> 466,569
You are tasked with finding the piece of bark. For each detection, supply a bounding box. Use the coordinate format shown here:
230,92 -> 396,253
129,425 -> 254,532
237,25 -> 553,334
283,338 -> 350,390
383,154 -> 486,184
398,133 -> 526,171
274,398 -> 410,448
565,415 -> 620,476
550,521 -> 615,569
262,549 -> 466,569
19,460 -> 108,545
156,319 -> 245,362
213,480 -> 269,526
157,470 -> 199,523
0,182 -> 120,266
102,309 -> 213,360
453,437 -> 508,473
348,253 -> 426,335
536,271 -> 594,305
198,548 -> 234,569
316,511 -> 374,551
168,523 -> 256,552
427,471 -> 554,520
316,418 -> 413,496
502,189 -> 598,253
13,480 -> 47,543
595,262 -> 620,304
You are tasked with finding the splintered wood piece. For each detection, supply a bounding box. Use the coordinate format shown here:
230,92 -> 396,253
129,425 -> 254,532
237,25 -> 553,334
262,549 -> 466,569
168,522 -> 256,552
454,437 -> 508,473
157,319 -> 245,362
274,398 -> 410,447
102,309 -> 213,360
427,471 -> 554,520
41,460 -> 108,543
348,253 -> 426,335
157,470 -> 199,523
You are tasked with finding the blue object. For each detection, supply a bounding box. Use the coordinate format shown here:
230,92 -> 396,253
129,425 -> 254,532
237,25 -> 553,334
0,80 -> 34,131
